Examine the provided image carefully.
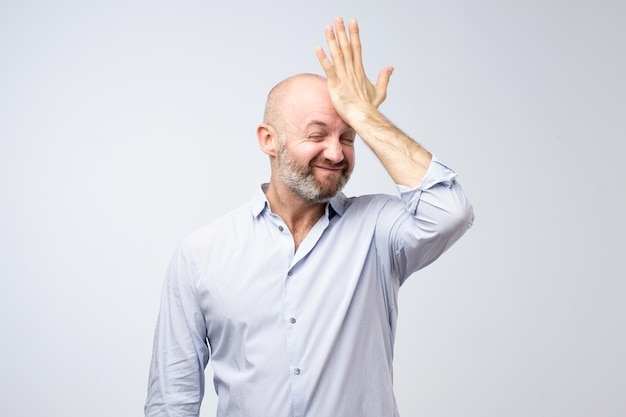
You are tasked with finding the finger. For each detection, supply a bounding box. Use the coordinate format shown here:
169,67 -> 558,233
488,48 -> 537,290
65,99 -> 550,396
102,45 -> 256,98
333,17 -> 354,69
315,46 -> 336,80
324,23 -> 345,74
348,19 -> 362,71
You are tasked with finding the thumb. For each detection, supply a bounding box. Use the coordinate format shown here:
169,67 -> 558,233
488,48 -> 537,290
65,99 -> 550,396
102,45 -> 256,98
374,66 -> 394,106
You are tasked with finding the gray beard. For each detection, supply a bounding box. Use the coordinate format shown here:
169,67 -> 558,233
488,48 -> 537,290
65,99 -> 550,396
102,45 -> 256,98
276,145 -> 351,203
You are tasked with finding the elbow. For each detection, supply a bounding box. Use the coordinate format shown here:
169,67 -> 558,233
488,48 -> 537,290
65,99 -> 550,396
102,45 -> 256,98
441,191 -> 474,243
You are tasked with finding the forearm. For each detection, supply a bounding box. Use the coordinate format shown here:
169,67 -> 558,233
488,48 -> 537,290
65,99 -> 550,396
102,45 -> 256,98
350,106 -> 432,188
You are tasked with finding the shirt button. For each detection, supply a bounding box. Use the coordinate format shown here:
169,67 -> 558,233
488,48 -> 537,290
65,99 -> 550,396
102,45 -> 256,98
287,270 -> 293,276
294,368 -> 301,375
289,317 -> 296,324
278,226 -> 284,232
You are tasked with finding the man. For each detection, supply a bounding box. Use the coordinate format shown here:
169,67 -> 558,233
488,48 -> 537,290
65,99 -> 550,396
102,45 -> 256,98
145,17 -> 473,417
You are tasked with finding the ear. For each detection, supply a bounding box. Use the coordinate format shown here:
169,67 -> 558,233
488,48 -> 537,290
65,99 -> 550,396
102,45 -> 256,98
257,123 -> 278,157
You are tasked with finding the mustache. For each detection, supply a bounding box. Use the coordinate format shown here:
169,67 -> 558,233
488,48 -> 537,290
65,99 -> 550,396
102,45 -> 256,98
309,157 -> 349,171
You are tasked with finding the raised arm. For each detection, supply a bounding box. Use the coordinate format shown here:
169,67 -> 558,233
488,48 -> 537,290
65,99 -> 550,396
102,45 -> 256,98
315,17 -> 432,188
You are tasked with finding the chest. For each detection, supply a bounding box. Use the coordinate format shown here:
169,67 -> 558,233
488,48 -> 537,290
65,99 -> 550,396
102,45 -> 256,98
194,216 -> 394,356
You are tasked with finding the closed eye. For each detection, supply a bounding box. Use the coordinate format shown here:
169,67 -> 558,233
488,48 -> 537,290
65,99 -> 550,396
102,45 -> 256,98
340,135 -> 356,146
308,133 -> 326,141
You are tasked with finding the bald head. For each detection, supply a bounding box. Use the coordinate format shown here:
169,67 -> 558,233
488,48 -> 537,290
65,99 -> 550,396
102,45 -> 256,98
263,73 -> 328,134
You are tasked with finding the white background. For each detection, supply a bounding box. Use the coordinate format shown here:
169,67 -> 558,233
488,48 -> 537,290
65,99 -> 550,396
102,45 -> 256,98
1,1 -> 624,416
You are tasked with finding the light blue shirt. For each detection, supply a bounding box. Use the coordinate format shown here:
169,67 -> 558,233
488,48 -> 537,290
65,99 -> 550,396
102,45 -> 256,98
145,158 -> 474,417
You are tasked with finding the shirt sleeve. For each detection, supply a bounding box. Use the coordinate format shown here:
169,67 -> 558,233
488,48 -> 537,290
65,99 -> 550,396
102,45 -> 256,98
389,156 -> 474,284
145,243 -> 210,417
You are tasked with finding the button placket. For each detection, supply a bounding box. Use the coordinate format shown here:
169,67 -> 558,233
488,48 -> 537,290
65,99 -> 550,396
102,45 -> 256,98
283,261 -> 304,396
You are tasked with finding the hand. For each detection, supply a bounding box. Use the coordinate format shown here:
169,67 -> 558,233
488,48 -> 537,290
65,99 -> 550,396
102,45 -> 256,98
315,17 -> 394,122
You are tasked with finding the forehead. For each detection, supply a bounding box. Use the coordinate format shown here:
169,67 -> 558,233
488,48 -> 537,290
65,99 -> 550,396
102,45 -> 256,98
283,80 -> 349,131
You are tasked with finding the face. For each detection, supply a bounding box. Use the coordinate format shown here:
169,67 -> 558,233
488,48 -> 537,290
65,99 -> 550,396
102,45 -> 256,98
276,132 -> 354,203
274,79 -> 356,203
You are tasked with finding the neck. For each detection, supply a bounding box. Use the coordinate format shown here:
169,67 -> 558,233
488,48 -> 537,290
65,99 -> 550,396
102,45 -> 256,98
264,181 -> 327,251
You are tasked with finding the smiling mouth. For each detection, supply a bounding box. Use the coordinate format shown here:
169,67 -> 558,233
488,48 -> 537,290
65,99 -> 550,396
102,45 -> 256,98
314,162 -> 347,170
314,166 -> 346,177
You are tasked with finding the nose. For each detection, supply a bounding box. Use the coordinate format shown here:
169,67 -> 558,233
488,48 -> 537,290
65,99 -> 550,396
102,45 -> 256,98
322,137 -> 344,164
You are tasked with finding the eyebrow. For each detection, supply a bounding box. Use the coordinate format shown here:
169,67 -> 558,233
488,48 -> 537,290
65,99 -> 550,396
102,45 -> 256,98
306,120 -> 355,134
306,120 -> 330,128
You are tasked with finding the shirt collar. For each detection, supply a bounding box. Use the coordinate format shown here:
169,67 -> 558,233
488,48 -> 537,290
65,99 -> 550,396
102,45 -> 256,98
250,184 -> 270,218
250,183 -> 346,219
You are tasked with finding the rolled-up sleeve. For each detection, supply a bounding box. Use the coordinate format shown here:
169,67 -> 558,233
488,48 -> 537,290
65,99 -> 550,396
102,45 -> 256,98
391,156 -> 474,283
145,244 -> 210,417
